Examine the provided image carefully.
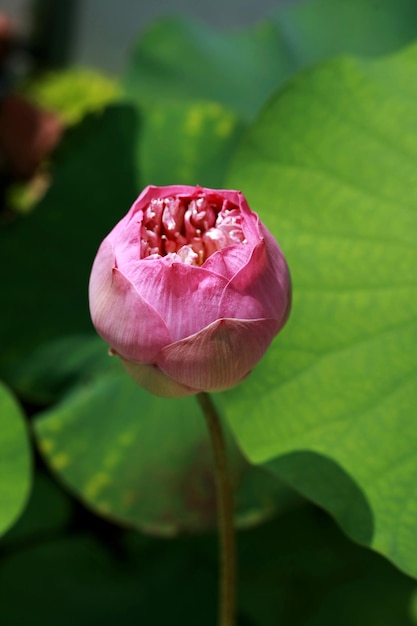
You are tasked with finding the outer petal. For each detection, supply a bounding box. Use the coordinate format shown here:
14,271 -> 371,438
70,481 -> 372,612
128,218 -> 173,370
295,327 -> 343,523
134,185 -> 244,208
219,236 -> 290,325
235,192 -> 265,245
127,257 -> 229,342
261,223 -> 292,326
126,185 -> 244,220
119,358 -> 198,398
157,317 -> 278,392
89,239 -> 172,362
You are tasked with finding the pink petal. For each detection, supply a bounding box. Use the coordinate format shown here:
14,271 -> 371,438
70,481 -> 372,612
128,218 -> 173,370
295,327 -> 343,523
202,241 -> 253,280
89,239 -> 172,362
219,237 -> 290,324
127,257 -> 229,342
137,186 -> 243,208
157,317 -> 278,392
260,224 -> 292,325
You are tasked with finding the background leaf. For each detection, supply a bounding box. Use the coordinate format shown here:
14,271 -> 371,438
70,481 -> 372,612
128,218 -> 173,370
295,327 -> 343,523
274,0 -> 417,62
123,0 -> 417,121
4,335 -> 114,406
220,43 -> 417,577
32,337 -> 298,535
123,16 -> 285,120
3,469 -> 72,546
0,383 -> 32,537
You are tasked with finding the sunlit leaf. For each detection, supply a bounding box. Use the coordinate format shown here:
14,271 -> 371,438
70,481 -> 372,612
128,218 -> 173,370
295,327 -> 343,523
137,100 -> 245,188
221,43 -> 417,577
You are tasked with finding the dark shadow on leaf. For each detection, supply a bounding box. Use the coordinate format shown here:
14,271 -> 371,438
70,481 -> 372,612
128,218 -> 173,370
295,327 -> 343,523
265,450 -> 374,546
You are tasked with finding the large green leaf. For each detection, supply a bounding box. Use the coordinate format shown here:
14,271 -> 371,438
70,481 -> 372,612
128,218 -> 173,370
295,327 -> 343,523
0,383 -> 32,537
220,43 -> 417,577
33,336 -> 297,535
0,105 -> 138,375
123,0 -> 417,120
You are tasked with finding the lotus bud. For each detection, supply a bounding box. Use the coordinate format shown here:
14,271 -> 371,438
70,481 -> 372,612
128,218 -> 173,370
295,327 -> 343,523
89,185 -> 291,397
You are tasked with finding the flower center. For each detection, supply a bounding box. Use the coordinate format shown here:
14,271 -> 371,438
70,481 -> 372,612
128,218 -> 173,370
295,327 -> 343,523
140,193 -> 246,265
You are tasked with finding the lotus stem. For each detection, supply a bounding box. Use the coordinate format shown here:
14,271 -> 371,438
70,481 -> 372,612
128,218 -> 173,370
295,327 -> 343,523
197,392 -> 236,626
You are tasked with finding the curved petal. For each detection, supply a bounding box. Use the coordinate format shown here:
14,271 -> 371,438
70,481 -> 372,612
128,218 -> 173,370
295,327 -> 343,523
119,358 -> 197,398
202,241 -> 253,280
218,237 -> 291,324
157,318 -> 278,392
237,194 -> 265,245
89,239 -> 172,362
128,257 -> 229,342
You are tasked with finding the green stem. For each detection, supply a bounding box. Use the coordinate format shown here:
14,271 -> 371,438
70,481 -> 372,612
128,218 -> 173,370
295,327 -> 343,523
197,392 -> 236,626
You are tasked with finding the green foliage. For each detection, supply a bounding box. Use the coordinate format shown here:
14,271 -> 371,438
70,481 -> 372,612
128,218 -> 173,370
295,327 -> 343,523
1,474 -> 416,626
221,43 -> 417,577
124,16 -> 285,120
2,335 -> 114,406
137,100 -> 245,187
273,0 -> 417,61
0,383 -> 31,537
33,335 -> 296,534
123,0 -> 417,120
3,470 -> 71,545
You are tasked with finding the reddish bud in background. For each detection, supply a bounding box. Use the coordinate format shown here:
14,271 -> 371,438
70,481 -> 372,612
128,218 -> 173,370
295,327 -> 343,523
0,95 -> 62,180
0,11 -> 63,182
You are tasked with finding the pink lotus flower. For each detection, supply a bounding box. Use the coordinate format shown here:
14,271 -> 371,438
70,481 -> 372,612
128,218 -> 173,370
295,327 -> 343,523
89,185 -> 291,397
